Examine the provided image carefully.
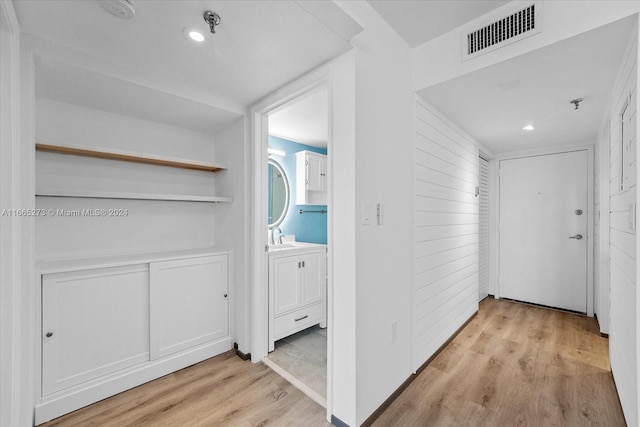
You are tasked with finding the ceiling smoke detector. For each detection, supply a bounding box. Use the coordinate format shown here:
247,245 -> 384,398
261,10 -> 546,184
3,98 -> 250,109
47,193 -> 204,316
98,0 -> 135,19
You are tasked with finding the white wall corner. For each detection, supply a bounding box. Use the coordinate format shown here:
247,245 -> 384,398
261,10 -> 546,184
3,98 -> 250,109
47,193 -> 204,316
294,0 -> 364,41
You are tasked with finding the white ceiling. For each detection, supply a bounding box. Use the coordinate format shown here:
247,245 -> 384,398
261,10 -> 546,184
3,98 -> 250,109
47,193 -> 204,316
417,16 -> 637,154
14,0 -> 356,133
368,0 -> 511,47
269,89 -> 328,148
35,56 -> 242,135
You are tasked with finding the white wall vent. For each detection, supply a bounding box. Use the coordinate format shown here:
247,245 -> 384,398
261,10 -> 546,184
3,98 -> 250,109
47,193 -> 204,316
462,2 -> 542,62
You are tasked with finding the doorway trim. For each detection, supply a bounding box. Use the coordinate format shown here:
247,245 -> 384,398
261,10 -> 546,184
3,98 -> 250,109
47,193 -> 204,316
249,65 -> 332,412
494,144 -> 595,316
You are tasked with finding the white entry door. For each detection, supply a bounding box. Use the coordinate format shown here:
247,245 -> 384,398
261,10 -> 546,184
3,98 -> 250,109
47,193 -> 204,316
499,150 -> 588,313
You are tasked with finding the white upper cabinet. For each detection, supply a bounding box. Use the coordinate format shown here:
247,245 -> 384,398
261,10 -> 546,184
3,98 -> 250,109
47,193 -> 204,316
296,150 -> 327,205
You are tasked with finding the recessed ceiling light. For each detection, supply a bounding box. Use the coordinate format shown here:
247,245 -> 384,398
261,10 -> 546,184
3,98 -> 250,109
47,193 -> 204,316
184,28 -> 205,43
522,125 -> 536,131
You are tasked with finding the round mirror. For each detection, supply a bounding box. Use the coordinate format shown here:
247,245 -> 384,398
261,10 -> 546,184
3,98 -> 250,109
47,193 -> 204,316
268,158 -> 289,228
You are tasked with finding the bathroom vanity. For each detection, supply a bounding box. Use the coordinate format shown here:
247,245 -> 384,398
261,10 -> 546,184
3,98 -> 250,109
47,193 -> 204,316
268,242 -> 327,351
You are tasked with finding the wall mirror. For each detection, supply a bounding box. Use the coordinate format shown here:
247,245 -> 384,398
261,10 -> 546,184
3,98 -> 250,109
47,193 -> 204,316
268,158 -> 289,228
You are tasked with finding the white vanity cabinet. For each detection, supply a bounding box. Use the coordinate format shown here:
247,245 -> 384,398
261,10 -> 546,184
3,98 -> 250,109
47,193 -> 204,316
269,246 -> 326,351
37,251 -> 231,425
296,150 -> 327,205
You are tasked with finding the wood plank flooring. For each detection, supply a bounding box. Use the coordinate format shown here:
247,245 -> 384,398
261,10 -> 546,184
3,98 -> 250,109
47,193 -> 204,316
41,351 -> 331,427
42,297 -> 625,427
372,297 -> 626,426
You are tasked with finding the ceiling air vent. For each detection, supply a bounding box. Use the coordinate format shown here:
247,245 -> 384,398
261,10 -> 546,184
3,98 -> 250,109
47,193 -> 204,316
462,2 -> 542,62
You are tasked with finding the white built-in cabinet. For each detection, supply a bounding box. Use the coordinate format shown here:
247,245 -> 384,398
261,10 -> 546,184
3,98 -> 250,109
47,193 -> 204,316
150,256 -> 229,359
268,246 -> 326,351
42,264 -> 151,396
296,150 -> 327,205
37,251 -> 230,425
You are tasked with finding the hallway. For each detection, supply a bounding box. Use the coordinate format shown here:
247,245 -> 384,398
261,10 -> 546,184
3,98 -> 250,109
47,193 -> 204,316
41,298 -> 624,426
374,298 -> 625,426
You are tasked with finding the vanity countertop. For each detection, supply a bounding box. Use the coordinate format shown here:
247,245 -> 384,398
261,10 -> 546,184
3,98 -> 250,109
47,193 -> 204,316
267,242 -> 326,253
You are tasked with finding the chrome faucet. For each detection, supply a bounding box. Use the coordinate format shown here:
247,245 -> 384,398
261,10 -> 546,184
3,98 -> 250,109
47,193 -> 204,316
270,227 -> 282,245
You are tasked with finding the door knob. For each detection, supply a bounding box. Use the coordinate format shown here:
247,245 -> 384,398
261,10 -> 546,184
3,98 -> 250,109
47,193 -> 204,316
569,234 -> 583,240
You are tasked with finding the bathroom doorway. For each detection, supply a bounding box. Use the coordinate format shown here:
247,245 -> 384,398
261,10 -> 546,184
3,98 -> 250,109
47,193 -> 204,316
263,87 -> 329,407
250,68 -> 331,410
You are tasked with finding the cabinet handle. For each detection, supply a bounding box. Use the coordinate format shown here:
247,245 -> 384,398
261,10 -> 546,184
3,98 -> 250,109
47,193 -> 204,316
46,332 -> 53,338
298,262 -> 301,268
294,315 -> 308,322
302,261 -> 305,268
223,293 -> 228,298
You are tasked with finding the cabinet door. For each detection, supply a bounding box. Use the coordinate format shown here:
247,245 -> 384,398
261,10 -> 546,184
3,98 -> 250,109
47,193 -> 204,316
300,251 -> 326,307
270,254 -> 302,315
150,255 -> 228,360
319,156 -> 327,191
42,265 -> 150,395
306,154 -> 324,191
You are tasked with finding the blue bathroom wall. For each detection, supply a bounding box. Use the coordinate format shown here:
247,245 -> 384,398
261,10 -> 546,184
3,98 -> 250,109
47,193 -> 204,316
268,135 -> 327,244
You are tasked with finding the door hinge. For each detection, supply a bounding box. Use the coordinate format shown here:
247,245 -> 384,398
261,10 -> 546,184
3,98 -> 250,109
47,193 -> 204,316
265,244 -> 269,252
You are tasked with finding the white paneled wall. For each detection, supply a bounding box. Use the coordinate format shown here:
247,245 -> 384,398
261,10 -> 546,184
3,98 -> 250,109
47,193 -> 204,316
413,96 -> 479,370
606,24 -> 638,427
478,156 -> 489,300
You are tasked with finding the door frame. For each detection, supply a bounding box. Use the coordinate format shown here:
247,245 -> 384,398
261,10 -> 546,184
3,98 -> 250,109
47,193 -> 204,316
249,65 -> 332,411
494,144 -> 594,316
478,152 -> 492,301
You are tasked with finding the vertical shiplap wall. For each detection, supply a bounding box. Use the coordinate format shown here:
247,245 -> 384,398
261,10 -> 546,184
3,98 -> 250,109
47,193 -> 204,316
607,24 -> 638,427
413,96 -> 480,369
479,156 -> 490,300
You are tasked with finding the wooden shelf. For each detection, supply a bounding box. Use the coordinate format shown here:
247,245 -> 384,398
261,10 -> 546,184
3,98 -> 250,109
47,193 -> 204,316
36,142 -> 227,172
36,190 -> 232,203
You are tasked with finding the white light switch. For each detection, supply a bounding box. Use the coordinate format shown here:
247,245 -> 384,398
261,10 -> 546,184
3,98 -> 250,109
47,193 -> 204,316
362,201 -> 371,225
377,202 -> 384,225
390,321 -> 397,343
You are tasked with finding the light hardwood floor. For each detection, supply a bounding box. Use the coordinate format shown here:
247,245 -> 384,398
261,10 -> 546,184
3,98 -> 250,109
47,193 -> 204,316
42,297 -> 625,427
41,351 -> 331,427
373,297 -> 626,426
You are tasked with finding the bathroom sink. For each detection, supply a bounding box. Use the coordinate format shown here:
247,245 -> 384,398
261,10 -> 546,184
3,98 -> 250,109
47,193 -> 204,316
269,243 -> 295,249
268,242 -> 326,252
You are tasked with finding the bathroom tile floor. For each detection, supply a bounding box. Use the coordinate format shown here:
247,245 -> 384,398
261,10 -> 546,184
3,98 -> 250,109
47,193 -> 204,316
267,325 -> 327,399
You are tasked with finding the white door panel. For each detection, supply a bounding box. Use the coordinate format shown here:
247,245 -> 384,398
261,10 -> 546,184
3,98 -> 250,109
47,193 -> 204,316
499,150 -> 588,312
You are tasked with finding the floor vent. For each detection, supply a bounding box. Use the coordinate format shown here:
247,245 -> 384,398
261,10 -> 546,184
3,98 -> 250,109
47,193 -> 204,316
462,2 -> 542,61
